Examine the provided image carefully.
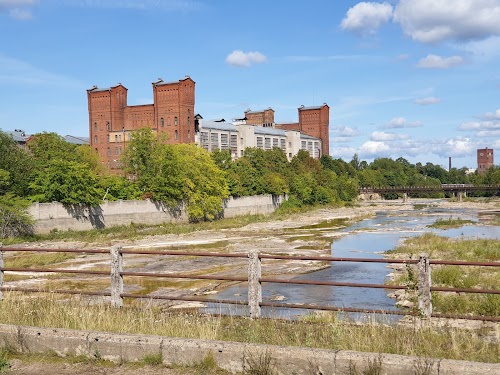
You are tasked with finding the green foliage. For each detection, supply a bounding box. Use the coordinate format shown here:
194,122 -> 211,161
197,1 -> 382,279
141,353 -> 163,366
176,144 -> 229,222
0,348 -> 10,373
0,193 -> 33,239
99,175 -> 142,201
29,160 -> 104,205
0,131 -> 33,196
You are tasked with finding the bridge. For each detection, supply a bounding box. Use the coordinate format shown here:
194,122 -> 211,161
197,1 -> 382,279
359,184 -> 500,202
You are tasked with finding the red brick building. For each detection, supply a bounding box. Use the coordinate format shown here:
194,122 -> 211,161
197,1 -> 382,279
275,104 -> 329,156
477,148 -> 494,175
87,76 -> 195,171
244,108 -> 275,127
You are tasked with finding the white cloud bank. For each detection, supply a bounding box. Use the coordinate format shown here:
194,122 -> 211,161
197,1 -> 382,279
226,50 -> 267,68
459,108 -> 500,137
370,131 -> 408,141
341,0 -> 500,44
0,0 -> 37,19
385,117 -> 422,129
416,54 -> 464,69
340,2 -> 393,35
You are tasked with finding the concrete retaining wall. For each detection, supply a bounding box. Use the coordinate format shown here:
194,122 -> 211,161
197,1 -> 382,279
29,194 -> 286,233
0,324 -> 497,374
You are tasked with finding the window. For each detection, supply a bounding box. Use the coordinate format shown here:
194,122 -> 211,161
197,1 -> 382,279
174,116 -> 178,126
220,134 -> 229,150
187,130 -> 191,139
115,135 -> 118,142
161,117 -> 164,127
168,117 -> 171,126
115,147 -> 119,155
256,137 -> 263,149
280,139 -> 286,151
94,122 -> 97,131
200,131 -> 209,150
119,147 -> 122,155
107,134 -> 110,143
264,137 -> 271,149
210,133 -> 218,149
230,134 -> 238,149
106,122 -> 110,131
175,130 -> 178,140
187,116 -> 190,125
301,141 -> 307,150
107,147 -> 111,156
94,135 -> 98,144
272,138 -> 278,148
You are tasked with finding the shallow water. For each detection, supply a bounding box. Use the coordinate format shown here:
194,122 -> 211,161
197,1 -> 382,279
204,205 -> 500,319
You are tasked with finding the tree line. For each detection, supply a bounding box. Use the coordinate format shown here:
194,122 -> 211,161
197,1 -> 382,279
1,129 -> 499,237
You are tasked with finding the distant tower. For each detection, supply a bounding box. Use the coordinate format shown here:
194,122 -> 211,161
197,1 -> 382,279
298,103 -> 329,156
477,148 -> 494,175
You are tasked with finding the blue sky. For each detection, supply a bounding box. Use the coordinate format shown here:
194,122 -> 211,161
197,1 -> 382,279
1,0 -> 499,169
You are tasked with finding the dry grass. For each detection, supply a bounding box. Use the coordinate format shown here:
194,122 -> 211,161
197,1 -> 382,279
0,293 -> 498,364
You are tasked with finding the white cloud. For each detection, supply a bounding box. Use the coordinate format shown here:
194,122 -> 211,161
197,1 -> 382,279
415,96 -> 441,105
332,125 -> 360,137
0,0 -> 37,19
459,120 -> 500,131
370,131 -> 409,141
331,146 -> 357,159
458,36 -> 500,59
385,117 -> 422,129
359,141 -> 391,157
332,137 -> 353,143
477,130 -> 500,137
417,54 -> 464,69
340,2 -> 393,35
226,50 -> 267,68
484,109 -> 500,119
393,0 -> 500,43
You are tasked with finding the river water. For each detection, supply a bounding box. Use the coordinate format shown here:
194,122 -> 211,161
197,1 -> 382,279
205,203 -> 500,319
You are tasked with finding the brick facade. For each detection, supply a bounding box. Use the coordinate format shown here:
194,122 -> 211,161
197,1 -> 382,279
244,108 -> 275,127
87,77 -> 195,172
477,148 -> 494,175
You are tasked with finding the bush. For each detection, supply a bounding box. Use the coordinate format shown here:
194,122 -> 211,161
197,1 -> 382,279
0,193 -> 34,239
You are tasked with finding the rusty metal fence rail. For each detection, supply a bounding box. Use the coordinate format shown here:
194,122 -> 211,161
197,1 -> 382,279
0,244 -> 498,322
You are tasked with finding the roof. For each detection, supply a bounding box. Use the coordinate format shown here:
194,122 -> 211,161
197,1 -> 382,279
201,121 -> 238,132
300,133 -> 321,141
298,103 -> 329,111
253,127 -> 286,136
244,107 -> 274,114
64,135 -> 90,145
2,130 -> 29,143
154,76 -> 195,86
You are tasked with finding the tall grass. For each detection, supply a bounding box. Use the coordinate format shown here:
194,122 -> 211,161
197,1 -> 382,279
0,293 -> 498,363
386,234 -> 500,316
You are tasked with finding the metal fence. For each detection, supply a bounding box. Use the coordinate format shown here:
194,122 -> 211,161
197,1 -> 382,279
0,245 -> 498,322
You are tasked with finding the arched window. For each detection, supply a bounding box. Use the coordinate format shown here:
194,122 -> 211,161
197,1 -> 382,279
174,116 -> 178,126
187,116 -> 190,125
187,130 -> 191,139
94,122 -> 97,131
107,147 -> 111,156
175,130 -> 178,140
106,121 -> 110,130
107,134 -> 110,142
160,117 -> 164,127
94,135 -> 98,144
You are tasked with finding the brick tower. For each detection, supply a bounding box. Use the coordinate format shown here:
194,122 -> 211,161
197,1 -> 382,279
477,148 -> 494,175
298,104 -> 329,157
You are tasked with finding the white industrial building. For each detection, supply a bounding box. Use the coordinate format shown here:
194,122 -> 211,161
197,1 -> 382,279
196,120 -> 322,160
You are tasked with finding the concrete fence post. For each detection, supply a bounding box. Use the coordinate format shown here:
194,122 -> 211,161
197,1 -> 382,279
110,245 -> 123,308
0,243 -> 3,302
248,250 -> 262,319
458,191 -> 463,202
403,192 -> 408,203
417,253 -> 432,318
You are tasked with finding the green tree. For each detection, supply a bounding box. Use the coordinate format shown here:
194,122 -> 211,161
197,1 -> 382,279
0,131 -> 33,196
177,144 -> 230,221
29,160 -> 104,205
0,193 -> 33,239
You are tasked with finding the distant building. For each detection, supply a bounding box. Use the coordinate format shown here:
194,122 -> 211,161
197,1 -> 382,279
477,148 -> 494,175
244,103 -> 330,156
87,77 -> 195,171
196,120 -> 322,160
1,129 -> 29,147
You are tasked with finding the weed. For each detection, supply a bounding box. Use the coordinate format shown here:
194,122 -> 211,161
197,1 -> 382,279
242,349 -> 277,375
0,349 -> 10,373
349,355 -> 383,375
412,357 -> 435,375
427,217 -> 475,229
142,353 -> 163,366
